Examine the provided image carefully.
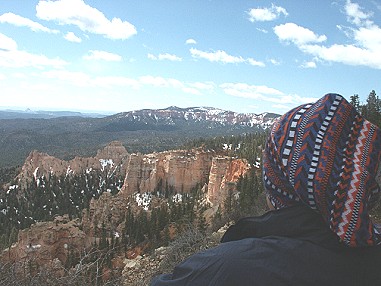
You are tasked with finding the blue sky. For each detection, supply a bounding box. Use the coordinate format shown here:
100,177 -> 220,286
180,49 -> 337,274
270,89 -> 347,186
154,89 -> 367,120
0,0 -> 380,114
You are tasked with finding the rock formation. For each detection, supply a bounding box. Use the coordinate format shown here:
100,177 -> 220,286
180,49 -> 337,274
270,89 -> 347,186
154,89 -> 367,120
3,215 -> 87,269
121,149 -> 214,196
207,157 -> 250,205
17,141 -> 129,186
2,143 -> 251,280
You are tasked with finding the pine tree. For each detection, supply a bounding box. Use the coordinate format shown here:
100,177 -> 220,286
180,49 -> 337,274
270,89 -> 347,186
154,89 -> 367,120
197,209 -> 208,235
363,90 -> 381,126
350,94 -> 360,112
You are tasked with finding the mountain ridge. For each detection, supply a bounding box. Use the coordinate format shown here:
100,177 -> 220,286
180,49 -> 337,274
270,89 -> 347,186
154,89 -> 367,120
0,106 -> 280,167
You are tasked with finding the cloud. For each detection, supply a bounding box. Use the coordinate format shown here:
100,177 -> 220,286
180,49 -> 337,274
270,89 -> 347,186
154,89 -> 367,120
274,23 -> 327,45
247,4 -> 288,22
220,83 -> 317,107
0,50 -> 67,68
185,38 -> 197,45
354,25 -> 381,51
93,76 -> 139,89
190,48 -> 244,64
189,82 -> 215,91
139,76 -> 183,89
147,53 -> 182,61
0,33 -> 17,51
269,58 -> 281,65
300,61 -> 317,68
42,70 -> 91,86
83,50 -> 122,61
0,12 -> 59,33
345,0 -> 373,26
0,33 -> 67,68
247,58 -> 265,67
64,31 -> 82,42
256,28 -> 268,33
220,83 -> 284,100
36,0 -> 137,40
300,44 -> 381,69
272,2 -> 381,70
37,69 -> 215,96
190,48 -> 264,66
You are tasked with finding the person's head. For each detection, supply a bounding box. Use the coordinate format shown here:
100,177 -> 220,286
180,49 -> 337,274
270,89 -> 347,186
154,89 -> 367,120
263,93 -> 381,247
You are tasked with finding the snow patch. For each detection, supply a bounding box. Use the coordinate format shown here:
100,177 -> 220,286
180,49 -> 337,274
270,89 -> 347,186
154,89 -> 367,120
172,193 -> 183,203
99,159 -> 114,171
66,166 -> 74,176
33,167 -> 39,182
135,192 -> 152,211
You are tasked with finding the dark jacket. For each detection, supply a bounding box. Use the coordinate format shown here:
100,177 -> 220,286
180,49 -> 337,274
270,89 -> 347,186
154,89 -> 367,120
151,206 -> 381,286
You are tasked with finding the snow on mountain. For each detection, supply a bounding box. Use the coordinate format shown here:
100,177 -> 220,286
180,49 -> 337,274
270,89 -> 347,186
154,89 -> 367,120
110,106 -> 279,128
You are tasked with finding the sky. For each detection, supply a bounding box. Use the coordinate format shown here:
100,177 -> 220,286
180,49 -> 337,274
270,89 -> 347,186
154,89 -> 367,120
0,0 -> 380,115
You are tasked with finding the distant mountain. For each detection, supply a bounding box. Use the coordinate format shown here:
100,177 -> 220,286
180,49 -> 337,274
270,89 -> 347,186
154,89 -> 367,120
100,106 -> 278,131
0,106 -> 280,167
0,109 -> 106,119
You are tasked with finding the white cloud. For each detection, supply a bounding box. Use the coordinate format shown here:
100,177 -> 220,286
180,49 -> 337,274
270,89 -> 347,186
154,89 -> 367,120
256,28 -> 268,33
147,53 -> 182,61
269,58 -> 281,65
0,34 -> 67,68
182,87 -> 201,95
147,53 -> 156,60
274,23 -> 327,45
345,0 -> 373,26
190,48 -> 244,64
185,38 -> 197,45
83,50 -> 122,61
36,0 -> 137,40
300,61 -> 317,68
271,2 -> 381,69
137,76 -> 215,95
0,74 -> 5,80
139,76 -> 183,89
35,69 -> 215,96
0,50 -> 67,68
354,25 -> 381,51
247,4 -> 288,22
220,83 -> 317,106
247,58 -> 266,67
300,44 -> 381,69
0,12 -> 59,33
190,48 -> 264,66
0,33 -> 17,51
42,70 -> 91,86
265,94 -> 318,105
93,76 -> 139,89
189,82 -> 215,91
64,32 -> 82,43
220,83 -> 284,99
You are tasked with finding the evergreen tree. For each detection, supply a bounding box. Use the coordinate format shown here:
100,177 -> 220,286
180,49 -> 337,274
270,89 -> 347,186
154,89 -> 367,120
363,90 -> 381,126
350,94 -> 360,112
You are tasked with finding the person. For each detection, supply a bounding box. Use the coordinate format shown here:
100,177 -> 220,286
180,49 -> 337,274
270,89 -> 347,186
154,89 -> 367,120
151,94 -> 381,286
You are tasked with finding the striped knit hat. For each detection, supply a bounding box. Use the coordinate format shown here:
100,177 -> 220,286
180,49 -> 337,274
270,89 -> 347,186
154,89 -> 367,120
263,93 -> 381,247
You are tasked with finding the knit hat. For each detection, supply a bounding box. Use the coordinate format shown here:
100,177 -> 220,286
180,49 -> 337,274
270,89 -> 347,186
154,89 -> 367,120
263,93 -> 381,247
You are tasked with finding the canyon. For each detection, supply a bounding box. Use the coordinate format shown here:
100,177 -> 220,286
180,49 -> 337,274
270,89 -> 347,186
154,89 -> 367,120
2,141 -> 251,273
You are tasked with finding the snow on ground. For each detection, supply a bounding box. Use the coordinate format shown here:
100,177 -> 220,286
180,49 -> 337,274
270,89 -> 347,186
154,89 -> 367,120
135,192 -> 152,211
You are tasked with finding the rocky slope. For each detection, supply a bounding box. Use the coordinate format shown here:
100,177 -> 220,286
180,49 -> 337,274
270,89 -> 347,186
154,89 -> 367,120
17,141 -> 129,187
2,142 -> 251,277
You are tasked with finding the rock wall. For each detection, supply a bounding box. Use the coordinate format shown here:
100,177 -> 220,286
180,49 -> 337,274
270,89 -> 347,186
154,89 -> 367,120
207,157 -> 250,205
121,149 -> 214,196
17,141 -> 129,185
3,215 -> 87,268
